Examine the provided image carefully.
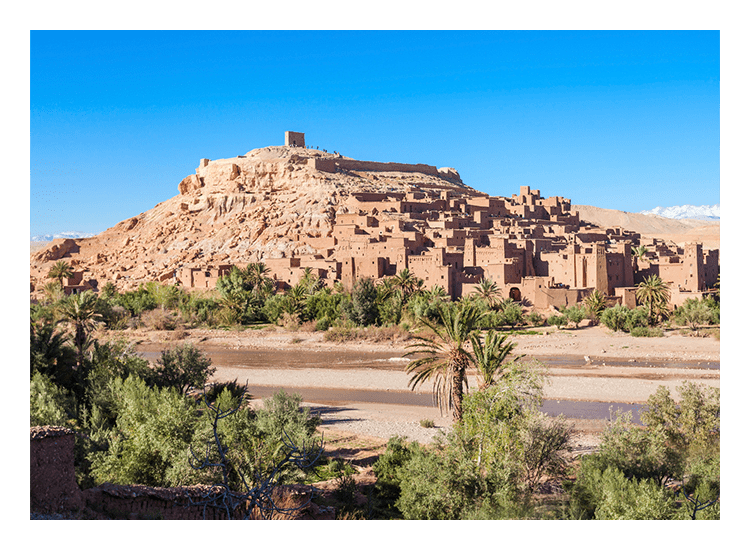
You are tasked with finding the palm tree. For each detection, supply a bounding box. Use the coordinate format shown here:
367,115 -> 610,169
56,290 -> 102,368
472,278 -> 502,309
244,262 -> 271,287
469,330 -> 519,390
584,289 -> 607,321
636,275 -> 670,325
631,244 -> 649,261
404,302 -> 482,422
631,244 -> 649,273
392,268 -> 418,298
48,260 -> 73,287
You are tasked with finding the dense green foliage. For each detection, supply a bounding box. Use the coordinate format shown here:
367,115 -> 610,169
566,382 -> 720,519
600,305 -> 649,333
30,307 -> 323,491
672,297 -> 720,329
372,361 -> 572,519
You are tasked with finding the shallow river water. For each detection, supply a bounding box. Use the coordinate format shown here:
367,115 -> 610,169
137,347 -> 720,424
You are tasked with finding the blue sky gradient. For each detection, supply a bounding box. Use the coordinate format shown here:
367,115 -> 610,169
30,30 -> 719,237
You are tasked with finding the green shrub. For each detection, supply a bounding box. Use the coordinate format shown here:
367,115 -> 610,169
548,314 -> 568,329
30,371 -> 78,428
314,317 -> 331,332
587,409 -> 680,485
593,467 -> 677,520
254,389 -> 321,472
89,376 -> 199,487
152,343 -> 216,395
673,297 -> 720,329
501,302 -> 524,327
526,311 -> 544,327
564,305 -> 586,328
371,436 -> 417,519
629,326 -> 663,337
601,305 -> 649,333
351,278 -> 378,326
600,305 -> 630,332
624,307 -> 649,332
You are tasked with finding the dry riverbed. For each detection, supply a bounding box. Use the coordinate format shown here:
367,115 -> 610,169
127,324 -> 719,447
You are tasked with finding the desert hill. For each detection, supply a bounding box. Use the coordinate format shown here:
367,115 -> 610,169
574,204 -> 720,250
30,143 -> 719,297
29,145 -> 477,294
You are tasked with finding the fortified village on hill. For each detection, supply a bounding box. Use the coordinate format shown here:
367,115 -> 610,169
173,132 -> 719,311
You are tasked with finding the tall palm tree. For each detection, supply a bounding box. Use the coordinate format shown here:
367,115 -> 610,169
469,330 -> 519,390
48,260 -> 73,287
472,278 -> 502,308
404,302 -> 481,422
636,275 -> 670,325
56,290 -> 102,368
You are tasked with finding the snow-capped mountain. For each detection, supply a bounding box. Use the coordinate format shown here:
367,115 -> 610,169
639,204 -> 720,221
31,231 -> 96,242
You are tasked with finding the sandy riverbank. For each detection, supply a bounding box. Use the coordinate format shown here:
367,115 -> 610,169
127,324 -> 720,446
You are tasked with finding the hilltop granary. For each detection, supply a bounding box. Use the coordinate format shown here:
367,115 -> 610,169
31,131 -> 719,310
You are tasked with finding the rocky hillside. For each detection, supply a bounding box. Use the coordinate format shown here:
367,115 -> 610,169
29,146 -> 476,295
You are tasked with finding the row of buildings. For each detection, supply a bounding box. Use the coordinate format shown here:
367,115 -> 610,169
176,184 -> 719,310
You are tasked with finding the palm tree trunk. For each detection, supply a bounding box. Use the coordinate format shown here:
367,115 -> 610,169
451,359 -> 467,423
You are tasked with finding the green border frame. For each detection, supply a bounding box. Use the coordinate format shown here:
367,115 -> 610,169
10,0 -> 748,548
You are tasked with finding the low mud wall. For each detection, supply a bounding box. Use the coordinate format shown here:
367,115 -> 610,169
30,427 -> 334,520
30,426 -> 85,512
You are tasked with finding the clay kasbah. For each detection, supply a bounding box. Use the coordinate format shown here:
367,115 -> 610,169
30,131 -> 718,307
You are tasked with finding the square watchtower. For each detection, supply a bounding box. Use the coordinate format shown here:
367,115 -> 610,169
285,131 -> 305,148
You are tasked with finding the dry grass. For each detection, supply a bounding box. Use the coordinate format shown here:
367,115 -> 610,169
140,308 -> 182,331
323,325 -> 413,344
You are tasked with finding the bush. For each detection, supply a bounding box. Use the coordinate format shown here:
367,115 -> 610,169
629,326 -> 663,337
152,343 -> 216,395
586,409 -> 679,485
30,371 -> 78,428
592,467 -> 677,520
351,278 -> 378,326
501,302 -> 524,327
526,311 -> 544,327
566,383 -> 720,520
673,297 -> 720,329
564,305 -> 586,328
140,308 -> 181,331
89,376 -> 199,487
624,307 -> 649,332
254,390 -> 321,458
600,305 -> 630,332
600,305 -> 650,333
371,436 -> 417,519
548,314 -> 568,329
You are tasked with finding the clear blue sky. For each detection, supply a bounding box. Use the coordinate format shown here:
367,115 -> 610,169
30,30 -> 719,237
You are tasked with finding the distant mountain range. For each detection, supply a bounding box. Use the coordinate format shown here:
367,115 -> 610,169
31,231 -> 96,242
639,204 -> 720,221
